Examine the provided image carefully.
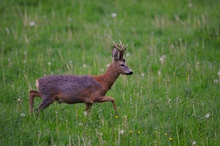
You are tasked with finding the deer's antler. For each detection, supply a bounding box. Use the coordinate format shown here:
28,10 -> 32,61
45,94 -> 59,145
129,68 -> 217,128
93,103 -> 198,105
113,40 -> 128,59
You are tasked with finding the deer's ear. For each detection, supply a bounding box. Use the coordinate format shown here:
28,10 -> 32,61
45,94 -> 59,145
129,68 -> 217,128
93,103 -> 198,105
112,48 -> 120,60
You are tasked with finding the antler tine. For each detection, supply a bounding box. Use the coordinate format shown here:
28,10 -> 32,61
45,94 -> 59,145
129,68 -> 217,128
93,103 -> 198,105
123,44 -> 128,51
113,41 -> 121,51
113,40 -> 128,59
119,40 -> 122,46
113,41 -> 116,47
118,40 -> 128,51
113,40 -> 128,51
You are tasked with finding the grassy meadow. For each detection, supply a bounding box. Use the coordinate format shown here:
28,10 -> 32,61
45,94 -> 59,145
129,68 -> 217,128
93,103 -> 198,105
1,0 -> 220,145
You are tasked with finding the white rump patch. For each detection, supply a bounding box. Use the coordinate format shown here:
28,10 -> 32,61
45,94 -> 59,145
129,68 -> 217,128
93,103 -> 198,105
36,80 -> 39,89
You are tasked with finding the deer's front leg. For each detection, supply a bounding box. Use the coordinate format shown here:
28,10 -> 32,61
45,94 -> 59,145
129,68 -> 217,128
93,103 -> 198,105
96,96 -> 118,114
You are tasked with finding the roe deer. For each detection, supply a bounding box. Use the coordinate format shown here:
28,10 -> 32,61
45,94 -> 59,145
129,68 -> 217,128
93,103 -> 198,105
29,41 -> 133,114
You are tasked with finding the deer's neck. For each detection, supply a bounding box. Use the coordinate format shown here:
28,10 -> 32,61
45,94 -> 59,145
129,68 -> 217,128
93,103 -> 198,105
94,64 -> 119,91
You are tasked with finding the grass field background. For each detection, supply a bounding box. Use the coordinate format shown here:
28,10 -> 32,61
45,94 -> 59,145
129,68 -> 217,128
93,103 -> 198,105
1,0 -> 220,145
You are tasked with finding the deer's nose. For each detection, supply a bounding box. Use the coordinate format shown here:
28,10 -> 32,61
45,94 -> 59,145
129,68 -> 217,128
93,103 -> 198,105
127,70 -> 133,75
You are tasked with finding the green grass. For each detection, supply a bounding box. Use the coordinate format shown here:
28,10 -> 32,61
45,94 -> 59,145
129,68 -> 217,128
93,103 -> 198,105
1,0 -> 220,145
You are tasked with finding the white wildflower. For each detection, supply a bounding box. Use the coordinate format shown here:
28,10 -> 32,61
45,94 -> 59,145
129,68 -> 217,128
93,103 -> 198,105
214,79 -> 218,83
218,70 -> 220,76
159,55 -> 166,64
29,21 -> 35,27
205,113 -> 210,118
18,98 -> 21,102
141,73 -> 145,77
158,70 -> 161,76
192,140 -> 196,145
79,122 -> 83,126
111,13 -> 117,18
83,111 -> 88,116
119,130 -> 124,135
83,64 -> 87,67
21,113 -> 25,117
48,62 -> 51,66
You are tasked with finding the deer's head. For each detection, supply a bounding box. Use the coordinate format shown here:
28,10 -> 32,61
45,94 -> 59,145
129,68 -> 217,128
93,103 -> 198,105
112,40 -> 133,75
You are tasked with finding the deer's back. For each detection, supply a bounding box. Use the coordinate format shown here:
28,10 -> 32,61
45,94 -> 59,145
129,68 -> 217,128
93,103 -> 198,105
37,75 -> 102,103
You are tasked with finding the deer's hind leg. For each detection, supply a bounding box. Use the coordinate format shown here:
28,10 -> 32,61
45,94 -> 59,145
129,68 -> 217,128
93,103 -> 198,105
36,95 -> 55,114
29,90 -> 42,114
